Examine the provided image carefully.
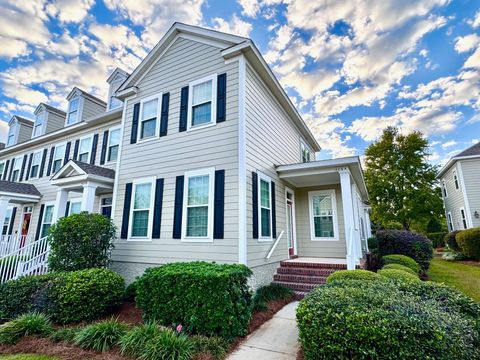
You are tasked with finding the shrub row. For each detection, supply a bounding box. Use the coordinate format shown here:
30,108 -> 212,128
445,228 -> 480,260
427,231 -> 447,248
382,254 -> 420,274
0,268 -> 124,324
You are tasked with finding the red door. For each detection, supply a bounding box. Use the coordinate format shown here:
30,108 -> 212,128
20,213 -> 31,247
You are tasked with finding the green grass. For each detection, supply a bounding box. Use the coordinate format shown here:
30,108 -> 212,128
428,258 -> 480,302
0,355 -> 59,360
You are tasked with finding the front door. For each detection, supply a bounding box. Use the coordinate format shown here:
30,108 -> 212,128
286,189 -> 296,257
20,207 -> 32,247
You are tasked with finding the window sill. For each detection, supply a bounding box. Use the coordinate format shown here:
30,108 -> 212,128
311,237 -> 339,242
186,122 -> 216,132
181,237 -> 214,243
258,237 -> 273,242
136,136 -> 158,145
126,237 -> 152,242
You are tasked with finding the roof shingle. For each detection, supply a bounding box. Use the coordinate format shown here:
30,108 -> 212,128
72,160 -> 115,179
455,142 -> 480,157
0,181 -> 41,196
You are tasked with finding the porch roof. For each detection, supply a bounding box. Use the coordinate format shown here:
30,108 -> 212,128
0,180 -> 42,202
50,160 -> 115,190
276,156 -> 369,201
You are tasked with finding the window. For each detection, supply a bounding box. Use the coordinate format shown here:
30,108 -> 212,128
442,180 -> 448,198
78,136 -> 92,163
453,170 -> 459,190
301,143 -> 311,163
30,151 -> 42,179
188,74 -> 217,130
100,197 -> 112,218
52,144 -> 66,174
69,201 -> 81,215
309,190 -> 338,240
182,168 -> 215,241
33,112 -> 45,137
129,179 -> 155,239
2,208 -> 12,235
107,78 -> 124,110
40,204 -> 54,238
11,157 -> 22,182
67,97 -> 80,125
258,173 -> 272,239
139,95 -> 161,140
7,124 -> 16,146
107,127 -> 120,163
447,212 -> 454,232
0,162 -> 5,179
460,208 -> 467,229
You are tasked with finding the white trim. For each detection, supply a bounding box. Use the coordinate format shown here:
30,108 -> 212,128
186,73 -> 217,132
107,77 -> 126,111
52,142 -> 67,175
11,156 -> 23,182
308,189 -> 339,241
137,92 -> 162,142
17,204 -> 33,237
456,162 -> 473,228
98,195 -> 113,216
181,167 -> 215,243
40,202 -> 55,239
459,207 -> 468,230
6,122 -> 19,147
453,169 -> 460,190
442,179 -> 448,198
29,149 -> 44,179
447,211 -> 454,231
127,177 -> 156,241
437,154 -> 480,178
237,55 -> 247,264
285,186 -> 297,256
77,134 -> 93,163
65,95 -> 84,126
68,198 -> 82,215
257,171 -> 273,242
105,125 -> 121,164
32,111 -> 46,138
300,141 -> 311,163
0,161 -> 5,179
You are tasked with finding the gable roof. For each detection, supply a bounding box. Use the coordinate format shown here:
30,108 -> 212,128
437,141 -> 480,178
67,87 -> 107,107
51,160 -> 115,181
8,115 -> 34,127
106,67 -> 129,84
34,103 -> 66,117
455,142 -> 480,157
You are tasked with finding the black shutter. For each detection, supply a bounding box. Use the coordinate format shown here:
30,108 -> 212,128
2,160 -> 9,180
152,178 -> 164,239
63,141 -> 71,165
46,146 -> 55,176
8,158 -> 14,181
39,149 -> 47,178
217,73 -> 227,123
100,130 -> 109,165
131,103 -> 140,144
160,92 -> 169,137
271,181 -> 276,238
19,155 -> 27,182
73,139 -> 79,160
8,207 -> 16,235
121,183 -> 133,239
90,134 -> 98,165
252,172 -> 258,239
173,175 -> 184,239
179,86 -> 188,132
25,153 -> 33,180
35,204 -> 45,240
64,201 -> 70,217
214,170 -> 225,239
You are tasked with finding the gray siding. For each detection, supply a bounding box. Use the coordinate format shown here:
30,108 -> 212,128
82,98 -> 106,121
45,111 -> 66,134
112,37 -> 240,265
460,159 -> 480,228
441,164 -> 467,231
17,124 -> 33,144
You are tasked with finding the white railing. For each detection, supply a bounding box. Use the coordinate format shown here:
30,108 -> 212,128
0,236 -> 49,283
0,235 -> 33,257
266,230 -> 285,259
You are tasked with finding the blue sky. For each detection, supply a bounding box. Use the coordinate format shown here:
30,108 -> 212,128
0,0 -> 479,165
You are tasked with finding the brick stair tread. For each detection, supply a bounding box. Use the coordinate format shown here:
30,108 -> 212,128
277,267 -> 338,276
274,274 -> 327,284
272,281 -> 321,291
280,261 -> 347,269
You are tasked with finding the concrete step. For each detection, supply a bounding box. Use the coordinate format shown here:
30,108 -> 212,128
272,281 -> 321,292
273,273 -> 327,284
280,261 -> 347,270
277,266 -> 337,277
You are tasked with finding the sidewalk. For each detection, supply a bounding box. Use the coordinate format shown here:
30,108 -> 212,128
228,301 -> 299,360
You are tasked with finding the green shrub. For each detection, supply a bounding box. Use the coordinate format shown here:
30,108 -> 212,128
124,279 -> 138,302
456,228 -> 480,259
74,319 -> 128,352
50,268 -> 124,324
445,230 -> 461,251
376,230 -> 433,272
367,236 -> 378,253
252,284 -> 293,311
326,269 -> 384,283
427,231 -> 447,248
382,254 -> 420,274
377,269 -> 421,282
119,322 -> 163,358
140,329 -> 192,360
49,326 -> 81,343
381,263 -> 418,276
48,212 -> 116,272
190,335 -> 229,360
297,281 -> 480,360
0,313 -> 53,345
136,262 -> 252,339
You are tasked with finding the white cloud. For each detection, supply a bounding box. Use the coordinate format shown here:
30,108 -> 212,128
442,140 -> 457,149
0,37 -> 30,59
468,11 -> 480,28
454,34 -> 480,53
46,0 -> 95,23
463,47 -> 480,69
212,14 -> 253,37
237,0 -> 283,18
0,121 -> 9,143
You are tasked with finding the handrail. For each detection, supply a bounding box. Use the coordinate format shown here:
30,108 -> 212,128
0,235 -> 32,257
266,230 -> 285,259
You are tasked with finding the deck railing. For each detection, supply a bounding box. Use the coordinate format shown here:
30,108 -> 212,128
266,230 -> 285,259
0,235 -> 32,257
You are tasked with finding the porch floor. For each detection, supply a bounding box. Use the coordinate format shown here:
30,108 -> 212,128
284,257 -> 347,265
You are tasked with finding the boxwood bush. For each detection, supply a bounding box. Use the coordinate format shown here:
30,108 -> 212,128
382,254 -> 420,274
136,262 -> 252,339
376,229 -> 433,272
326,269 -> 384,283
456,227 -> 480,259
297,281 -> 480,360
377,269 -> 421,283
381,263 -> 418,276
427,231 -> 447,248
445,230 -> 461,251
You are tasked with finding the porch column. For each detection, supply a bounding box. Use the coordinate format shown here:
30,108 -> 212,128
81,182 -> 97,213
0,197 -> 10,235
339,169 -> 356,270
52,189 -> 68,222
365,209 -> 372,239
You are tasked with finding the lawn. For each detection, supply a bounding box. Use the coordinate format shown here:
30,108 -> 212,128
428,258 -> 480,302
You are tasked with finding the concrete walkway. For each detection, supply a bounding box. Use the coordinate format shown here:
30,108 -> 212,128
228,301 -> 299,360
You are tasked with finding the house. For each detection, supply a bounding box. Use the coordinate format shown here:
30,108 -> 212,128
437,142 -> 480,232
0,23 -> 371,291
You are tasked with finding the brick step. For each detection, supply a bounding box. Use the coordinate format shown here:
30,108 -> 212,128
273,273 -> 328,284
280,261 -> 347,270
277,267 -> 338,277
272,281 -> 321,292
294,291 -> 308,300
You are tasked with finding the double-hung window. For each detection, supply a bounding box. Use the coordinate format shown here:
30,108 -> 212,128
309,190 -> 338,240
7,125 -> 16,146
30,151 -> 42,179
442,180 -> 448,198
12,157 -> 22,182
258,173 -> 272,239
69,200 -> 82,215
52,144 -> 66,174
40,204 -> 54,238
78,136 -> 92,163
447,212 -> 454,231
67,97 -> 80,125
301,143 -> 311,163
107,127 -> 120,162
129,179 -> 155,239
0,162 -> 5,179
453,170 -> 459,190
33,112 -> 45,137
182,168 -> 215,241
139,95 -> 161,140
460,208 -> 468,229
2,208 -> 12,235
188,74 -> 217,129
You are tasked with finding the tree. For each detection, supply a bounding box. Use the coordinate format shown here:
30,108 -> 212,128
364,127 -> 444,231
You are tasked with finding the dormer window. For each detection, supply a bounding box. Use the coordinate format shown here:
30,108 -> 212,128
33,112 -> 45,137
301,142 -> 311,163
7,124 -> 17,146
106,68 -> 128,111
67,97 -> 80,125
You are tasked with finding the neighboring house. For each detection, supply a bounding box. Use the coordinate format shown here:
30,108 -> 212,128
437,142 -> 480,232
0,23 -> 371,289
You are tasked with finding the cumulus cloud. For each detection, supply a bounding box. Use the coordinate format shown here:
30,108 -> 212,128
442,140 -> 457,149
46,0 -> 95,23
212,14 -> 253,37
454,34 -> 480,53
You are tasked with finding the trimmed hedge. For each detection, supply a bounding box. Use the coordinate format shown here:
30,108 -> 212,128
427,231 -> 447,248
445,230 -> 461,251
136,262 -> 252,339
382,254 -> 420,274
377,269 -> 420,283
376,230 -> 433,272
297,281 -> 480,359
456,228 -> 480,259
381,263 -> 418,276
326,269 -> 384,283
